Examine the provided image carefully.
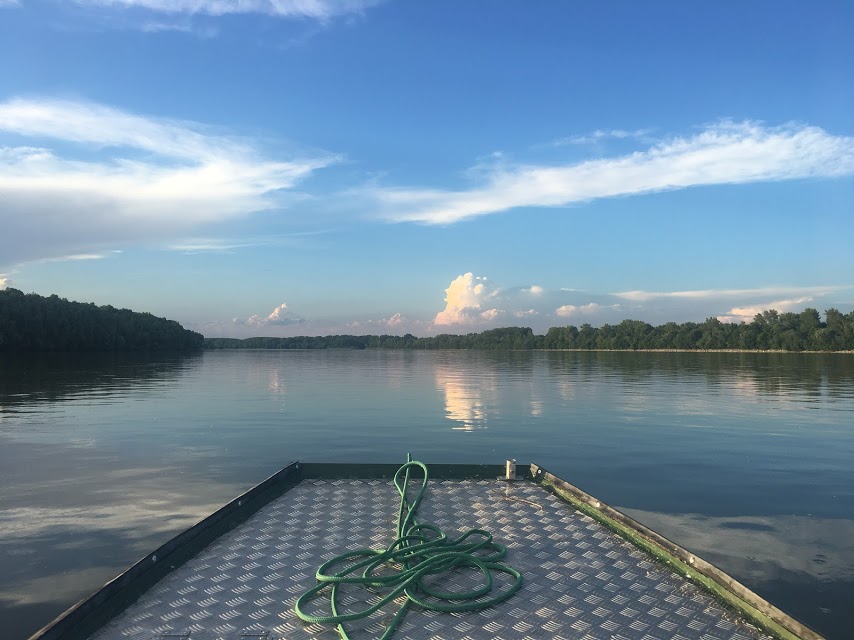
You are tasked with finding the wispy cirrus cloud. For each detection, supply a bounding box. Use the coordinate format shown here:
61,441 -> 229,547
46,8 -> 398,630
72,0 -> 383,20
371,121 -> 854,225
42,252 -> 118,262
0,97 -> 337,268
614,285 -> 842,302
550,128 -> 655,146
138,20 -> 219,38
167,228 -> 332,254
167,239 -> 267,254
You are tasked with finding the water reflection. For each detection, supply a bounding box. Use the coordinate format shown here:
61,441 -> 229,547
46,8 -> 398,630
432,352 -> 547,429
0,442 -> 248,640
0,352 -> 201,414
543,351 -> 854,403
434,362 -> 494,430
0,350 -> 852,638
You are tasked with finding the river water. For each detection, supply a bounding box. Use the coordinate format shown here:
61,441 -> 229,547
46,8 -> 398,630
1,350 -> 852,639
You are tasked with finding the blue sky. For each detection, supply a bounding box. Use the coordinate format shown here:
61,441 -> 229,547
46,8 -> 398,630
1,1 -> 852,337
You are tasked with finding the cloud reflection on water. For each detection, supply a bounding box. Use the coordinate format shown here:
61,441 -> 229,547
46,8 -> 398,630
1,350 -> 852,638
618,506 -> 854,631
619,507 -> 854,583
0,454 -> 247,618
434,363 -> 494,430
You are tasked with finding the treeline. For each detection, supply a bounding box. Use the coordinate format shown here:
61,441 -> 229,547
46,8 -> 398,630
0,288 -> 204,351
205,308 -> 854,352
205,327 -> 542,351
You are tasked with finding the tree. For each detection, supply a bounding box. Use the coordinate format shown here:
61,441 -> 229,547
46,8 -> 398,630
0,288 -> 204,352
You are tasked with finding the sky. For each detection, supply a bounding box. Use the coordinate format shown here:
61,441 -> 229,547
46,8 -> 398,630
1,1 -> 853,337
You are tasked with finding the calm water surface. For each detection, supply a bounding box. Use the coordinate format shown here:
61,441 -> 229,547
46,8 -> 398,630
1,350 -> 852,639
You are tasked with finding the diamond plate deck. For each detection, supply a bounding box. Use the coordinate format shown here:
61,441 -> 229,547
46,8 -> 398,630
88,479 -> 772,640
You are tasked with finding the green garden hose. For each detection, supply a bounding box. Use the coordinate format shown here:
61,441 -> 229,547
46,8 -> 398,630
294,456 -> 523,639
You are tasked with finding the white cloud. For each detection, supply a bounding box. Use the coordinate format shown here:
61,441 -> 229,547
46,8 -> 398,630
433,273 -> 502,326
47,253 -> 110,261
0,97 -> 336,268
242,303 -> 304,328
614,285 -> 839,302
381,312 -> 403,327
524,285 -> 544,295
168,239 -> 264,253
551,128 -> 654,146
555,302 -> 620,318
73,0 -> 383,20
372,121 -> 854,224
718,297 -> 815,323
0,276 -> 8,289
479,308 -> 501,321
139,20 -> 219,37
514,309 -> 538,318
609,284 -> 852,326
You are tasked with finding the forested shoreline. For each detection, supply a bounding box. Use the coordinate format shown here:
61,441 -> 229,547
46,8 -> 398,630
0,288 -> 204,351
3,288 -> 852,352
207,307 -> 854,352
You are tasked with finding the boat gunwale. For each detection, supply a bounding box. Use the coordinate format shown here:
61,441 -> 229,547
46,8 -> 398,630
27,461 -> 823,640
26,462 -> 514,640
27,460 -> 304,640
530,463 -> 824,640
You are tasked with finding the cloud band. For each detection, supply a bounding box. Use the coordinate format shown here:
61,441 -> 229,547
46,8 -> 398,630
373,121 -> 854,224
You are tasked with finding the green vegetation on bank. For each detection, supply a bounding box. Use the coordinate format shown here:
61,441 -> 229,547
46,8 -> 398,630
0,288 -> 204,351
206,308 -> 854,352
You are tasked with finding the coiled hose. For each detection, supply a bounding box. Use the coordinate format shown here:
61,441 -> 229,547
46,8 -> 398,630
294,456 -> 523,639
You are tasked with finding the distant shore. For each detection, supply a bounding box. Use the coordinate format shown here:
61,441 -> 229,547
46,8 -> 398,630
205,311 -> 854,353
204,344 -> 854,354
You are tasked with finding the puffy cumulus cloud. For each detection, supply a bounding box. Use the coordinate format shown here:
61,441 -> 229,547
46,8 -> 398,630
0,276 -> 8,289
347,313 -> 406,330
240,303 -> 304,328
350,313 -> 434,337
71,0 -> 383,20
555,302 -> 621,318
433,273 -> 502,326
371,121 -> 854,224
432,277 -> 634,330
382,312 -> 404,327
514,309 -> 538,318
479,308 -> 501,322
0,97 -> 337,269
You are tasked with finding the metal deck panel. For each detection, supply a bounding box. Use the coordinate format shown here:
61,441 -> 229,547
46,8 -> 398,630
88,478 -> 772,640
